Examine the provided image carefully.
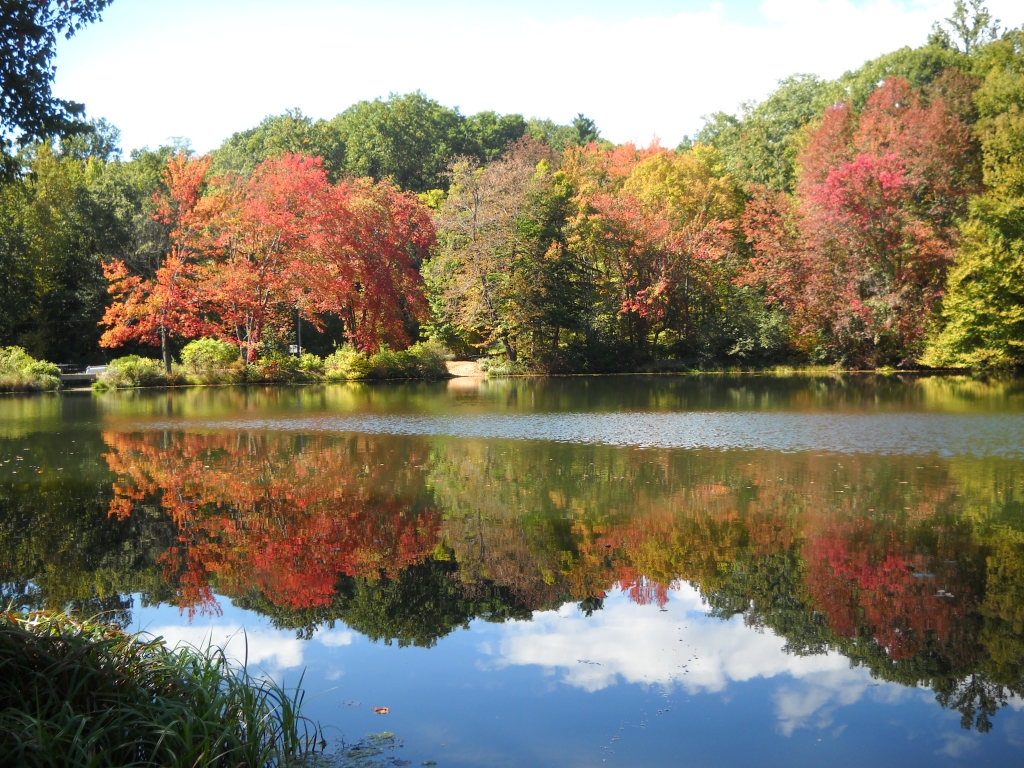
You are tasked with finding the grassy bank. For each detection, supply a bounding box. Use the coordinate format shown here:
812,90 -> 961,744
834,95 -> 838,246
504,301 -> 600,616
0,610 -> 321,767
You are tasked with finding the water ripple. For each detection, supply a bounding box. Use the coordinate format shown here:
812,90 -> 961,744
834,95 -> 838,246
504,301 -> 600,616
139,411 -> 1024,457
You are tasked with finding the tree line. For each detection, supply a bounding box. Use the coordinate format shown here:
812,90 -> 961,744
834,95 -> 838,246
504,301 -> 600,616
0,1 -> 1022,371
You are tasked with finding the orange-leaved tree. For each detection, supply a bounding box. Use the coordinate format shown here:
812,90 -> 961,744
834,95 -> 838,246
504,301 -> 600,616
101,152 -> 436,365
99,153 -> 212,372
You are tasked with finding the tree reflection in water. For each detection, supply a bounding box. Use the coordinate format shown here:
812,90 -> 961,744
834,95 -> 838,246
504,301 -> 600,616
4,427 -> 1022,732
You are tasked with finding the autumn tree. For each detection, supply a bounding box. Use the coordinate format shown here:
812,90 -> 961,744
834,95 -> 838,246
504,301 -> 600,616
426,138 -> 553,361
100,153 -> 212,371
564,141 -> 753,362
101,152 -> 434,364
744,75 -> 981,366
314,176 -> 434,352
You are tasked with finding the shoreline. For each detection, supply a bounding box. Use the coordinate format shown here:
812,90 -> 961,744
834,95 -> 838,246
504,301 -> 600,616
1,364 -> 1004,395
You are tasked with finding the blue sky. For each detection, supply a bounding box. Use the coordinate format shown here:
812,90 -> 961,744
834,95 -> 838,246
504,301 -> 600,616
52,1 -> 1023,154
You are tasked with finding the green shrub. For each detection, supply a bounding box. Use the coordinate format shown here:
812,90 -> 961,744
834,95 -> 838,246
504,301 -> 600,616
0,347 -> 61,391
366,347 -> 419,379
405,339 -> 450,378
297,352 -> 324,374
93,356 -> 171,389
479,356 -> 529,377
324,341 -> 449,381
0,610 -> 321,768
324,345 -> 372,381
247,352 -> 321,384
180,338 -> 242,384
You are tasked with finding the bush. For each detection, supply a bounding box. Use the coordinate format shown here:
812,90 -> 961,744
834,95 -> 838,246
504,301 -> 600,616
0,610 -> 321,768
323,345 -> 372,381
247,352 -> 322,384
479,356 -> 529,377
180,338 -> 242,384
93,356 -> 171,389
403,339 -> 450,379
325,341 -> 450,381
0,347 -> 60,392
297,352 -> 324,374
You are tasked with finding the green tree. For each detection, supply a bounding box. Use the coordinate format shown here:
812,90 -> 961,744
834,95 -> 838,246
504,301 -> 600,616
464,110 -> 527,161
0,0 -> 112,176
211,109 -> 339,178
87,143 -> 175,279
14,141 -> 108,363
829,43 -> 969,111
424,139 -> 557,362
929,0 -> 1002,55
329,91 -> 467,192
702,75 -> 829,193
526,117 -> 579,153
923,31 -> 1024,368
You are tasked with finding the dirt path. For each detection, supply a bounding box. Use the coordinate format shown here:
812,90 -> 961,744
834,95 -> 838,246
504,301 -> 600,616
446,360 -> 484,378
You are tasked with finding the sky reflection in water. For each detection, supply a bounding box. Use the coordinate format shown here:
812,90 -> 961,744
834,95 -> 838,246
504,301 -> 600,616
2,375 -> 1024,766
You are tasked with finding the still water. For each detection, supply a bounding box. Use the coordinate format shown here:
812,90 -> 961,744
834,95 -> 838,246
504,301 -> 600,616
2,375 -> 1024,766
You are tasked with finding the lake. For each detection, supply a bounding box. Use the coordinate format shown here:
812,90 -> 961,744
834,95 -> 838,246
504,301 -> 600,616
2,374 -> 1023,767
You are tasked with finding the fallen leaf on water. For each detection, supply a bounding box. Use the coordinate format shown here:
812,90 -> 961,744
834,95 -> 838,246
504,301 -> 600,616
372,707 -> 390,714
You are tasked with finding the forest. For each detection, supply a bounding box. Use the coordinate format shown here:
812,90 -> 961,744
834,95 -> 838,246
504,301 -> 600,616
1,1 -> 1023,374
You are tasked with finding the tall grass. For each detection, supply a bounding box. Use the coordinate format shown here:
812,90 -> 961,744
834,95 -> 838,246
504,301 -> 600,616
0,610 -> 322,768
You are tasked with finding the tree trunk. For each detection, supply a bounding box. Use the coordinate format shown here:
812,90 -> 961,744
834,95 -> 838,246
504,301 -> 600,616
501,333 -> 517,363
160,326 -> 171,374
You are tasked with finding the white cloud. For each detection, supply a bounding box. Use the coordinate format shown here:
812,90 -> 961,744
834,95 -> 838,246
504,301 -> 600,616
938,731 -> 980,758
51,1 -> 1024,153
316,628 -> 355,647
483,585 -> 908,735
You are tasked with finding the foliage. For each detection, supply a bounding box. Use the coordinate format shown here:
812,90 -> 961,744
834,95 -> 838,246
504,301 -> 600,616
245,352 -> 321,384
0,139 -> 112,365
924,30 -> 1024,368
324,340 -> 449,381
426,138 -> 555,362
101,152 -> 435,364
2,4 -> 1022,372
94,355 -> 174,389
0,610 -> 321,767
0,1 -> 112,176
328,92 -> 529,194
742,75 -> 981,366
478,356 -> 530,377
211,109 -> 339,178
696,74 -> 830,193
0,346 -> 59,391
179,337 -> 243,384
930,0 -> 1003,55
323,345 -> 372,381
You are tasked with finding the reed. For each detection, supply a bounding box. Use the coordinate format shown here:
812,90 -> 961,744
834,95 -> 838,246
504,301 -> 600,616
0,610 -> 322,767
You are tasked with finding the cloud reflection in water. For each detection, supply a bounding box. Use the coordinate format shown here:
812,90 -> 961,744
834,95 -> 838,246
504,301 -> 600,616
484,584 -> 911,735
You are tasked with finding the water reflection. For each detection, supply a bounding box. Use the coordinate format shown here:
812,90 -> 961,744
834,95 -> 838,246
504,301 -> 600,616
487,586 -> 910,736
1,377 -> 1023,750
